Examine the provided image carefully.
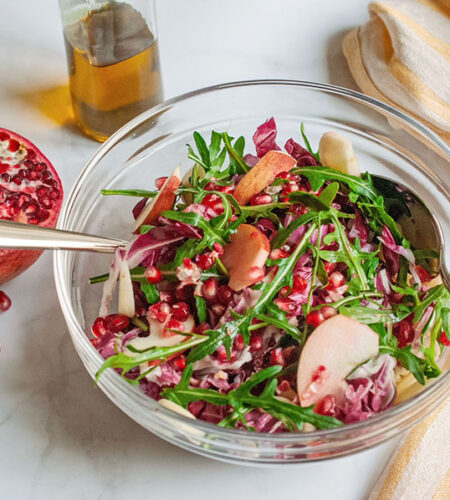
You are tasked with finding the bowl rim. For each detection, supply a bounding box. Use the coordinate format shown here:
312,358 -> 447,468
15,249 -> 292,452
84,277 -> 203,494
54,79 -> 450,442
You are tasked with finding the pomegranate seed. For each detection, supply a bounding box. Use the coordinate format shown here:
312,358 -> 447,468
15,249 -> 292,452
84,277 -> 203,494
220,185 -> 234,194
274,298 -> 297,314
250,333 -> 263,351
164,319 -> 184,336
0,131 -> 10,141
250,193 -> 273,206
0,291 -> 11,312
172,301 -> 190,321
324,262 -> 336,274
306,310 -> 325,327
148,302 -> 172,323
216,345 -> 229,362
202,277 -> 218,301
211,303 -> 225,316
92,317 -> 107,337
204,181 -> 218,191
155,176 -> 167,189
270,348 -> 285,366
145,265 -> 163,284
234,334 -> 244,351
175,286 -> 190,301
247,266 -> 265,284
8,139 -> 20,152
416,265 -> 431,283
270,249 -> 289,260
213,243 -> 224,256
183,257 -> 193,269
327,271 -> 346,289
293,275 -> 308,291
217,285 -> 233,305
159,290 -> 175,304
314,395 -> 337,416
439,331 -> 450,347
393,318 -> 414,348
278,286 -> 291,298
104,314 -> 129,333
285,182 -> 299,193
196,252 -> 215,270
275,171 -> 292,180
173,355 -> 186,371
90,338 -> 101,348
195,322 -> 210,334
321,306 -> 337,319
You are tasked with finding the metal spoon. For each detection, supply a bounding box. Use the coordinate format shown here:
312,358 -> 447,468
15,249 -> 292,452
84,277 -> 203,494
0,176 -> 447,287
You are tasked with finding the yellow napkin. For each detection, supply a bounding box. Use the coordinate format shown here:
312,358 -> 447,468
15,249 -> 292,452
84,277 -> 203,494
343,0 -> 450,143
369,399 -> 450,499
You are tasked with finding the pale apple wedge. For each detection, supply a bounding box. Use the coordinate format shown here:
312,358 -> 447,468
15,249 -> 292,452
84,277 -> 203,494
233,150 -> 297,205
221,224 -> 270,291
118,260 -> 135,318
158,399 -> 196,419
297,315 -> 379,406
318,132 -> 360,177
133,166 -> 181,233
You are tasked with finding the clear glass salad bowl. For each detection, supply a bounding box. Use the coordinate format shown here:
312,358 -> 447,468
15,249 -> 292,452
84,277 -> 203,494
54,81 -> 450,465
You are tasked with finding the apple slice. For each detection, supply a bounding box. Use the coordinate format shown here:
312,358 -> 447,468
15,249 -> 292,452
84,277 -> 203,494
233,150 -> 297,205
118,260 -> 135,318
133,166 -> 181,233
221,224 -> 270,291
297,315 -> 379,406
181,165 -> 206,204
318,132 -> 360,177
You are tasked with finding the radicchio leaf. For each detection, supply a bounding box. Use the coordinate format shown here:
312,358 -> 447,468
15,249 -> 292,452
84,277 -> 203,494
284,138 -> 319,166
253,117 -> 281,157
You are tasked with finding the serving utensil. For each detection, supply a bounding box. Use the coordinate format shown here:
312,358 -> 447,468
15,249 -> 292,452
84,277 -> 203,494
0,176 -> 448,287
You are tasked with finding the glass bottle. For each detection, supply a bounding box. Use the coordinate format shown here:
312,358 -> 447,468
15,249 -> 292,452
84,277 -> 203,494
58,0 -> 163,142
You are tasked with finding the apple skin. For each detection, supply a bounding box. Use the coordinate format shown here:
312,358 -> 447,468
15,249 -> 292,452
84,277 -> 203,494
233,150 -> 297,205
318,132 -> 360,177
297,315 -> 379,407
133,166 -> 181,232
221,224 -> 270,291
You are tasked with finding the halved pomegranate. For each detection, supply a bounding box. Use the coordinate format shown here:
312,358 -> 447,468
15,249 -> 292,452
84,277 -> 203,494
0,128 -> 63,283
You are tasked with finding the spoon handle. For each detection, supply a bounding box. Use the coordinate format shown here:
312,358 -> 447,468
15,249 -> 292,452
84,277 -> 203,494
0,220 -> 127,253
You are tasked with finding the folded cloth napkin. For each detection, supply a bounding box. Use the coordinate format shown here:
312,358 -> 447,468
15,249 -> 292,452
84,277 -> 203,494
343,0 -> 450,143
369,399 -> 450,499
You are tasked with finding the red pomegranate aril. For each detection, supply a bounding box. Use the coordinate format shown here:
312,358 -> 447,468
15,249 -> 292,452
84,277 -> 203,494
278,286 -> 291,298
213,242 -> 224,256
306,310 -> 325,327
327,271 -> 346,289
202,277 -> 218,301
195,322 -> 210,334
155,176 -> 167,189
90,338 -> 101,348
293,275 -> 308,291
196,252 -> 215,270
314,394 -> 337,416
183,257 -> 193,269
173,355 -> 186,371
234,334 -> 244,351
220,185 -> 234,194
0,291 -> 11,312
105,314 -> 130,333
145,265 -> 163,284
275,171 -> 292,180
323,262 -> 336,274
92,317 -> 107,338
217,284 -> 233,305
216,345 -> 230,362
321,306 -> 337,319
270,248 -> 289,260
250,333 -> 263,351
175,286 -> 190,301
416,265 -> 431,283
172,301 -> 190,321
439,331 -> 450,347
204,181 -> 218,191
285,182 -> 299,193
148,302 -> 172,323
0,131 -> 10,141
8,139 -> 20,152
270,347 -> 285,366
164,319 -> 184,336
250,193 -> 273,206
274,298 -> 297,314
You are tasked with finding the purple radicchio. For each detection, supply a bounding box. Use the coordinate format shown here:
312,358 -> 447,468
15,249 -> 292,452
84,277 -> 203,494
252,117 -> 281,157
284,138 -> 319,166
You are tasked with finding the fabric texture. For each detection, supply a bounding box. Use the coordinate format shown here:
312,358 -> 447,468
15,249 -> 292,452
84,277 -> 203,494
343,0 -> 450,143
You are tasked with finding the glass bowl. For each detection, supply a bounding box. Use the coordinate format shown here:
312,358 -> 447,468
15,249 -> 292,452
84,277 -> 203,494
54,80 -> 450,465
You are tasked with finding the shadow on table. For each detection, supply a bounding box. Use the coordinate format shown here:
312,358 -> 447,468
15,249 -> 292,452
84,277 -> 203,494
326,29 -> 359,91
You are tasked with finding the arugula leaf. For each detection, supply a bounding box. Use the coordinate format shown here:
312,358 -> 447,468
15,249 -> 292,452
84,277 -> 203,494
101,189 -> 157,198
300,122 -> 320,161
221,132 -> 250,174
195,295 -> 207,323
141,282 -> 160,304
163,366 -> 342,430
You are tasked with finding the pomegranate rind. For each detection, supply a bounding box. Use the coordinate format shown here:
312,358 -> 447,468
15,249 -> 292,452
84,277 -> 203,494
133,166 -> 181,232
297,315 -> 379,407
222,224 -> 270,291
0,128 -> 63,284
233,150 -> 297,205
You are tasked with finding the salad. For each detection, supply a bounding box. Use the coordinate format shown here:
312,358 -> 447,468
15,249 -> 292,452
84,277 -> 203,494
90,118 -> 449,432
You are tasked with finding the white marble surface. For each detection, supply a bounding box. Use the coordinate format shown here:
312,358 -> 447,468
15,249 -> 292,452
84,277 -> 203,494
0,1 -> 402,498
